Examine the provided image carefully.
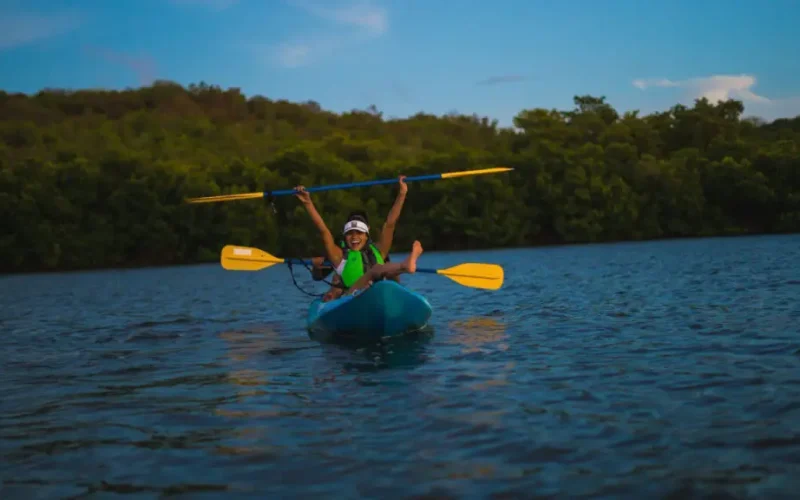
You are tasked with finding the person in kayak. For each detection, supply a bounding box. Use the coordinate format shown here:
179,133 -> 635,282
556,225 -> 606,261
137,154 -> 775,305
310,210 -> 401,284
294,175 -> 408,290
320,241 -> 424,301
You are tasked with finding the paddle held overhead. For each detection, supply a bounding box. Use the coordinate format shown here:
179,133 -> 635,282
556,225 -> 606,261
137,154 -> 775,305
186,167 -> 513,204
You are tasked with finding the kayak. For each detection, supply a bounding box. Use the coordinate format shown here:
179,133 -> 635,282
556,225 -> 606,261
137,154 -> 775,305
306,280 -> 433,340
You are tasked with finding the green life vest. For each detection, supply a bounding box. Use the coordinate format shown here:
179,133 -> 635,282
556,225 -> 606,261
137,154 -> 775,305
338,242 -> 385,289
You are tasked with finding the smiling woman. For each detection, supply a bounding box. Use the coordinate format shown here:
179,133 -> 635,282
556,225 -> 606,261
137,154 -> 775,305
335,210 -> 391,289
294,175 -> 408,293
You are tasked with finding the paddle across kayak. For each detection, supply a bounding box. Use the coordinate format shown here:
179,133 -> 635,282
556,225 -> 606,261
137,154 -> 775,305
306,280 -> 433,340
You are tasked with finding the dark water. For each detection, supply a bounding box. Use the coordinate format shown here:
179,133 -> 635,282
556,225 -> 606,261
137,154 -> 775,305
2,235 -> 800,499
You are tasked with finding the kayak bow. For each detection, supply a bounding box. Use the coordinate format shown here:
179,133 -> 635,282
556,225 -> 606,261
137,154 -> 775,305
306,280 -> 433,340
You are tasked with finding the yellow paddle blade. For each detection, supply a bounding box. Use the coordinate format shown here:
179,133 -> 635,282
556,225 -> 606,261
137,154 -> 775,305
440,167 -> 513,179
220,245 -> 286,271
435,263 -> 504,290
187,192 -> 264,204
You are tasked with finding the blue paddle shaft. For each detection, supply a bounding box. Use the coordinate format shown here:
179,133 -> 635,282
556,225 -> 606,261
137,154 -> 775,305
286,258 -> 436,275
266,173 -> 443,197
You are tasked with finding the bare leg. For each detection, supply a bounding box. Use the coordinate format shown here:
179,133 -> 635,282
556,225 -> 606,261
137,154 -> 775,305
384,254 -> 400,283
346,241 -> 423,294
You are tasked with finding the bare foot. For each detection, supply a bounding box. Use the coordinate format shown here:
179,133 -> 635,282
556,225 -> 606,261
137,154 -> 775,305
406,240 -> 423,273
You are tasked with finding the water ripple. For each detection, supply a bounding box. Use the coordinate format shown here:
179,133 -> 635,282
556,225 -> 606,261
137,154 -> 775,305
1,235 -> 800,498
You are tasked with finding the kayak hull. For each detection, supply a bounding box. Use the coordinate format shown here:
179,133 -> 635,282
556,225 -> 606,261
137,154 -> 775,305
306,280 -> 433,340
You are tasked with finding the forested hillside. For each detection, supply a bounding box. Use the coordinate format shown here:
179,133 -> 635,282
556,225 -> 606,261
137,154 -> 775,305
1,81 -> 799,273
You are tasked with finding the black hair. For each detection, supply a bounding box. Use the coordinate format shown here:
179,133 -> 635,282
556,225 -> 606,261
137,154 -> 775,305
340,210 -> 371,249
346,210 -> 369,224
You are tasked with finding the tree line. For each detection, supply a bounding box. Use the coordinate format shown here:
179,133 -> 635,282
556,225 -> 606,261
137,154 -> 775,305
1,80 -> 799,273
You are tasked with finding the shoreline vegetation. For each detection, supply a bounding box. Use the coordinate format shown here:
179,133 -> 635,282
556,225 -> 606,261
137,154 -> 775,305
2,81 -> 799,274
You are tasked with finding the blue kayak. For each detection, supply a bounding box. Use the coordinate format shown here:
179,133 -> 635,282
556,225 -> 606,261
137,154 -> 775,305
306,280 -> 433,340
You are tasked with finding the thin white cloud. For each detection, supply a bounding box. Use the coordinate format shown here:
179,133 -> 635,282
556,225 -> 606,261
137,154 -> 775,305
757,97 -> 800,121
632,78 -> 679,90
83,45 -> 157,86
275,42 -> 313,68
477,74 -> 529,86
0,11 -> 81,51
633,74 -> 770,103
274,0 -> 388,68
269,33 -> 347,68
633,73 -> 800,121
291,0 -> 388,36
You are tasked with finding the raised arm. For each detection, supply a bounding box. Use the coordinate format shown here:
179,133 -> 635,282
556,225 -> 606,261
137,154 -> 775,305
377,175 -> 408,258
294,186 -> 343,268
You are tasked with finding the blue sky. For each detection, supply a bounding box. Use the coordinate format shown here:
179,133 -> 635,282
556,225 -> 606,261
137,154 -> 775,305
1,0 -> 799,126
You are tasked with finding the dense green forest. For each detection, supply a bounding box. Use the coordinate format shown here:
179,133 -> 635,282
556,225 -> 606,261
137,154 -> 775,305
1,80 -> 799,273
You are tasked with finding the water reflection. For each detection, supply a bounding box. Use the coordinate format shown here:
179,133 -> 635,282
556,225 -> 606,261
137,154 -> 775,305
446,315 -> 508,351
218,325 -> 278,386
212,324 -> 315,457
213,324 -> 314,417
311,327 -> 435,372
444,315 -> 513,394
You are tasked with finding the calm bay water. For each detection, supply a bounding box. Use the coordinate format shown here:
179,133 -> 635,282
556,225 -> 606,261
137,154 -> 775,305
2,235 -> 799,499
